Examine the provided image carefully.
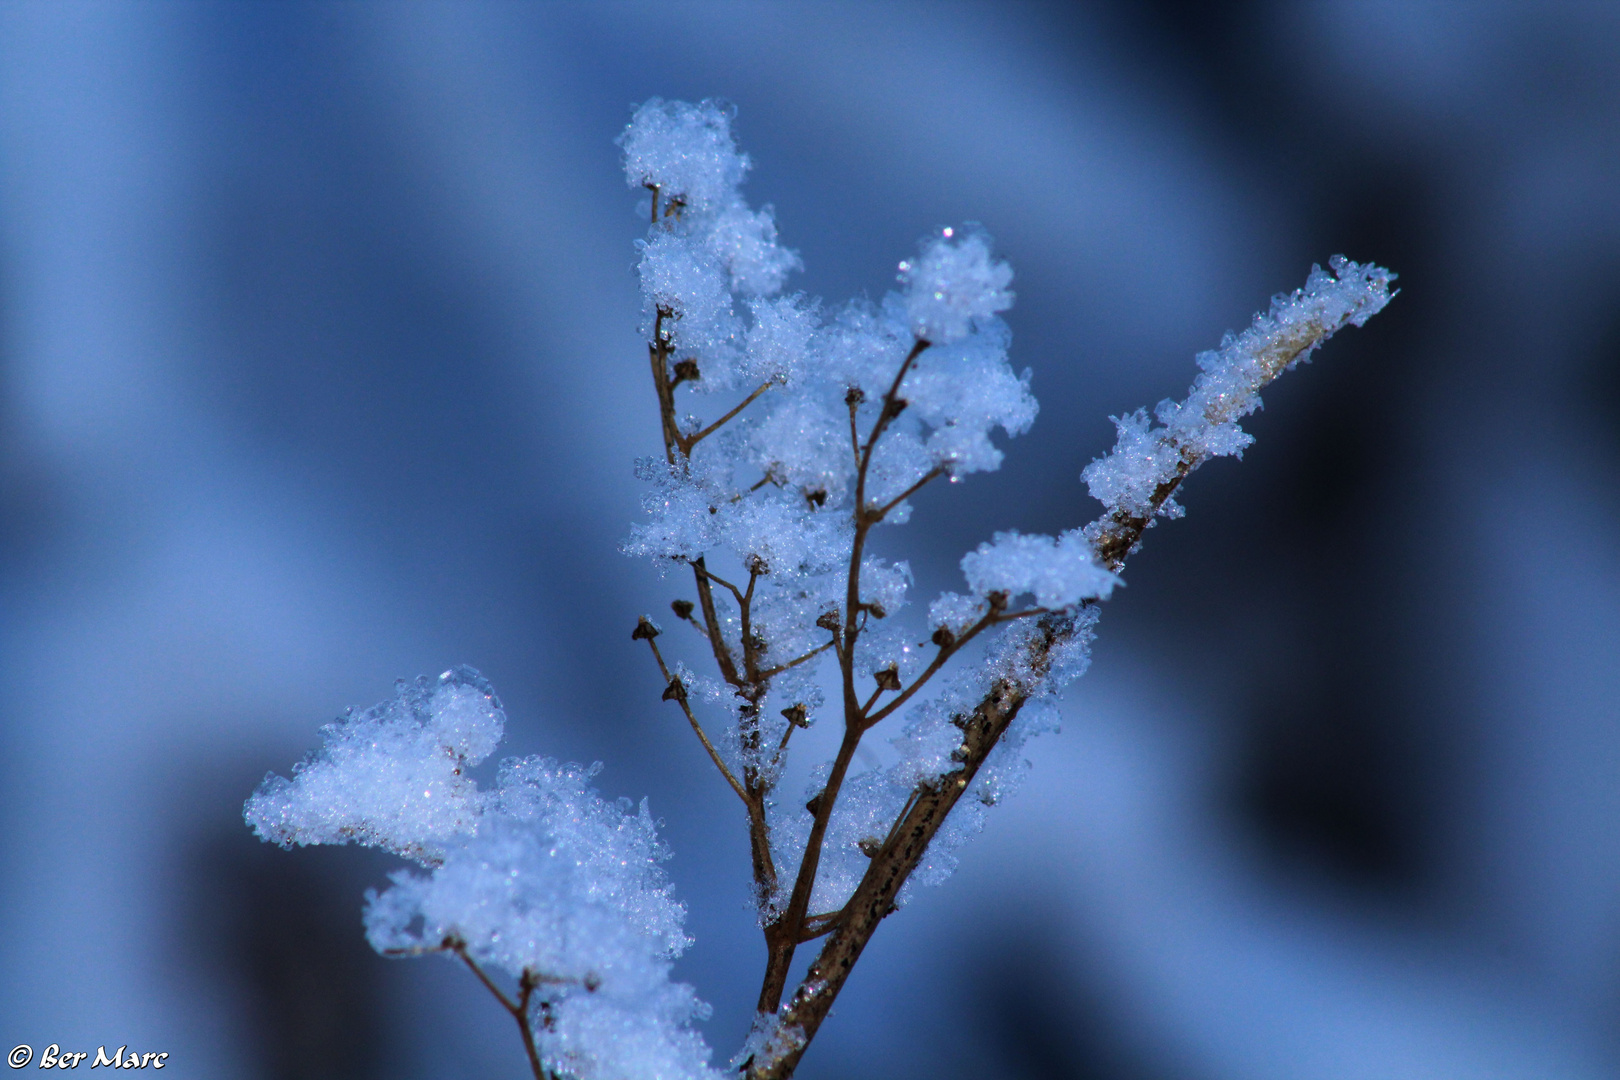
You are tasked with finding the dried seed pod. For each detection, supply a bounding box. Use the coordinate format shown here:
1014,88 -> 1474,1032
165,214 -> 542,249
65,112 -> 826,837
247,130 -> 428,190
856,837 -> 883,858
815,609 -> 841,632
874,665 -> 902,692
661,677 -> 687,703
671,599 -> 695,619
632,616 -> 662,641
780,704 -> 809,728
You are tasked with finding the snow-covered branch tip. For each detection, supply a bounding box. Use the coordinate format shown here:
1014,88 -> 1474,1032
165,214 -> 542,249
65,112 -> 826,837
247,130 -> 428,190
1083,256 -> 1395,569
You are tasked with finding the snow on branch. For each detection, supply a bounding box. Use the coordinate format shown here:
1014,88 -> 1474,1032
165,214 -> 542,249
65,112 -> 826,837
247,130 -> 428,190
1084,257 -> 1395,567
246,669 -> 722,1080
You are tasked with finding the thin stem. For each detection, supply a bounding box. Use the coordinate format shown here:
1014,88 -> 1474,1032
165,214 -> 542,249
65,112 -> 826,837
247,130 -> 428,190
446,939 -> 549,1080
643,636 -> 749,803
870,465 -> 945,522
687,558 -> 747,609
758,639 -> 835,679
740,560 -> 763,682
690,557 -> 743,688
677,380 -> 775,455
756,337 -> 932,1014
649,307 -> 682,466
846,391 -> 862,465
730,472 -> 777,503
859,684 -> 887,717
863,604 -> 1047,730
799,909 -> 845,942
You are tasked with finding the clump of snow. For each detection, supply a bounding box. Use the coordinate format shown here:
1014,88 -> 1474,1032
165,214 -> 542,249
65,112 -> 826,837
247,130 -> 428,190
244,667 -> 502,865
619,98 -> 749,217
248,670 -> 721,1080
897,227 -> 1014,343
960,530 -> 1121,608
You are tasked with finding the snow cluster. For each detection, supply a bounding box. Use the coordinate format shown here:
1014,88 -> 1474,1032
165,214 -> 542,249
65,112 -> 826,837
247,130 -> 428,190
247,669 -> 721,1080
620,100 -> 1157,918
1083,256 -> 1394,527
961,530 -> 1121,609
898,227 -> 1015,343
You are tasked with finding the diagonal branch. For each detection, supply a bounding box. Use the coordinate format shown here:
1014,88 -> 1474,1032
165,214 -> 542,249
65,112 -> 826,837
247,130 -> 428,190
758,639 -> 835,679
870,465 -> 945,522
640,633 -> 749,804
747,271 -> 1391,1079
678,380 -> 776,455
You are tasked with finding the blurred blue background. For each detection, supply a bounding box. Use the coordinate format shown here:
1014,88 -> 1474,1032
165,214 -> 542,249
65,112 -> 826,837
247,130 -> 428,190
3,2 -> 1619,1077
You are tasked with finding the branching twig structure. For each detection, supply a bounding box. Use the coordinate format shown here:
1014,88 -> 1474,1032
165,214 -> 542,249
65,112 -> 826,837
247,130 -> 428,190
637,240 -> 1382,1076
247,98 -> 1392,1080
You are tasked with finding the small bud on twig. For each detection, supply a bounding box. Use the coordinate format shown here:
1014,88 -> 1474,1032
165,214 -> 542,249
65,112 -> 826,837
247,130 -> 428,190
856,837 -> 883,858
931,625 -> 956,648
816,609 -> 841,633
671,599 -> 695,620
672,358 -> 700,386
844,387 -> 865,407
874,665 -> 902,692
662,677 -> 687,704
632,616 -> 662,641
780,703 -> 809,728
805,791 -> 824,816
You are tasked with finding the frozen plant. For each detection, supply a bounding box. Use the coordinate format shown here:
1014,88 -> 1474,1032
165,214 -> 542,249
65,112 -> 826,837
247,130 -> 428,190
246,97 -> 1394,1080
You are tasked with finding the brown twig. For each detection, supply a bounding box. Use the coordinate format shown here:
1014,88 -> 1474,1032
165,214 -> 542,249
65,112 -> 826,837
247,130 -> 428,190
756,337 -> 932,1012
399,935 -> 560,1080
640,631 -> 749,803
679,380 -> 776,455
870,465 -> 945,522
758,639 -> 835,679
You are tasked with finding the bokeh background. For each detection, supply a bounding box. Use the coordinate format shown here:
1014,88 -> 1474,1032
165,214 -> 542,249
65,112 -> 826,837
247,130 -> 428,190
3,2 -> 1619,1077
